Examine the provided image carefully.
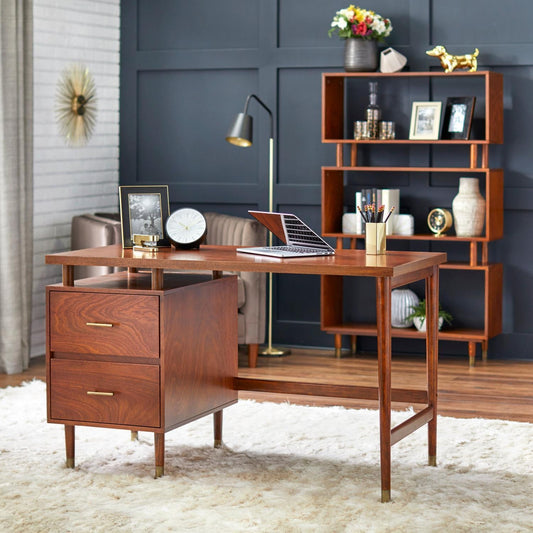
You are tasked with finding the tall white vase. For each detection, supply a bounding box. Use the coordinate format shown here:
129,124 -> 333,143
452,177 -> 486,237
391,288 -> 419,328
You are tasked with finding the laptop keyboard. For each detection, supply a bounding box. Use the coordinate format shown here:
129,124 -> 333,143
264,245 -> 334,255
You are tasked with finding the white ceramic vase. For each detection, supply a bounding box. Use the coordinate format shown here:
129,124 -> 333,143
391,288 -> 419,328
452,177 -> 486,237
413,316 -> 444,332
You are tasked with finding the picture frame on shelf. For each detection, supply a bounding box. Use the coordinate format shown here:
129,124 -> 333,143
119,185 -> 171,248
409,101 -> 442,140
441,97 -> 476,140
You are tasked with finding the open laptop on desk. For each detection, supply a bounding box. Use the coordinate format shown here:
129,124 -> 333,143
236,211 -> 335,258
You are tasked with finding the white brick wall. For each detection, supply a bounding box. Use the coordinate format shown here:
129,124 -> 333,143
32,0 -> 121,356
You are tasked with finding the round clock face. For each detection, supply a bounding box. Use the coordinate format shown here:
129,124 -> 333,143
427,208 -> 453,237
166,208 -> 207,249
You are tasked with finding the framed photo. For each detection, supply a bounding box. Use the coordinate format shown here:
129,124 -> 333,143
119,185 -> 171,248
409,101 -> 442,140
441,97 -> 476,140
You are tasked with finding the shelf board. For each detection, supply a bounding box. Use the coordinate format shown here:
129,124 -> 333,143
439,262 -> 497,271
322,139 -> 492,145
322,323 -> 487,342
322,166 -> 496,173
325,232 -> 492,243
323,70 -> 497,78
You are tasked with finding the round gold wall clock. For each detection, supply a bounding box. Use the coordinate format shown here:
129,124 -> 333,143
427,208 -> 453,237
55,65 -> 97,146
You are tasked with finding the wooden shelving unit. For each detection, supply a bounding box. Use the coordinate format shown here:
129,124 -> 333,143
320,71 -> 504,365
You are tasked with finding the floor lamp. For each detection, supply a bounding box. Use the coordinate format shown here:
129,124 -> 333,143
226,94 -> 290,356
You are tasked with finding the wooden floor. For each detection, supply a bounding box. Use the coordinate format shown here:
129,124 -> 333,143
4,350 -> 532,423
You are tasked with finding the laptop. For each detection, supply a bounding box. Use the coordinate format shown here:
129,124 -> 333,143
236,211 -> 335,258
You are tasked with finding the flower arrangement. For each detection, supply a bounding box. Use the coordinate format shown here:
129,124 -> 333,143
329,5 -> 392,41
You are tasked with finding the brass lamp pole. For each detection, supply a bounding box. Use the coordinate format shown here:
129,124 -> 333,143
226,94 -> 289,356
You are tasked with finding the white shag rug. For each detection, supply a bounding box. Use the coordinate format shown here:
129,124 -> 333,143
0,381 -> 532,533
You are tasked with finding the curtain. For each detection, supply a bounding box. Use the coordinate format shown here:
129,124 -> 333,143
0,0 -> 33,374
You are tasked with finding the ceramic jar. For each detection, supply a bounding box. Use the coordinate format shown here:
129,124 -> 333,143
344,39 -> 378,72
452,177 -> 486,237
413,316 -> 444,332
391,288 -> 419,328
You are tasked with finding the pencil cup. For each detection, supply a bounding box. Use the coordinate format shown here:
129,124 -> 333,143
365,223 -> 386,255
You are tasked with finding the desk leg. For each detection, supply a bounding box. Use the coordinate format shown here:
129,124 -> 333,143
376,277 -> 392,503
426,266 -> 439,466
65,424 -> 75,468
214,410 -> 223,448
154,433 -> 164,478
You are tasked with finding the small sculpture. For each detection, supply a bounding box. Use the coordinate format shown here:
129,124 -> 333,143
426,45 -> 479,72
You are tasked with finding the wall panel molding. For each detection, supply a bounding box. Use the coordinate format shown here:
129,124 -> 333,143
121,0 -> 533,359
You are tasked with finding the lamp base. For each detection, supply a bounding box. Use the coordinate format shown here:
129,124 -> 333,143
259,345 -> 291,357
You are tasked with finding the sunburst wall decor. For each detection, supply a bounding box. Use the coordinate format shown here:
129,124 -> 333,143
55,64 -> 97,146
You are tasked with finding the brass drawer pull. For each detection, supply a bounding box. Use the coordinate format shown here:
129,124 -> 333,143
86,322 -> 113,328
87,391 -> 114,397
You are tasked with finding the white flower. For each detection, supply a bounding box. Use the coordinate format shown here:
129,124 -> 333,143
337,18 -> 348,29
371,19 -> 386,34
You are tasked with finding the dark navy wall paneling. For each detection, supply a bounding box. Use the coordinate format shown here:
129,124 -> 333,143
120,0 -> 533,360
138,0 -> 260,51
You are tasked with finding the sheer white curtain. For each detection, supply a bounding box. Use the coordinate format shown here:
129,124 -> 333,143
0,0 -> 33,374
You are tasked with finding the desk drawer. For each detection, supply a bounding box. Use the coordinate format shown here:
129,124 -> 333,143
49,291 -> 159,358
50,359 -> 160,428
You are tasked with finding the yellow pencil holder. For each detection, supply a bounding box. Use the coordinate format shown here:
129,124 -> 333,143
365,223 -> 386,255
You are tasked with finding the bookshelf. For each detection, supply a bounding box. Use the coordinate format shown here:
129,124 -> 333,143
320,71 -> 504,365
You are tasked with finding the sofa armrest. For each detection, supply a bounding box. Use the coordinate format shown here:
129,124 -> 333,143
204,212 -> 267,345
71,214 -> 122,280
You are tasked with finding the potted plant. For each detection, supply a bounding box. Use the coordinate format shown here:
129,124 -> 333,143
328,5 -> 393,71
406,299 -> 453,332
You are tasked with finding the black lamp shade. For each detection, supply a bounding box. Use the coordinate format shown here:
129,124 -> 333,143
226,113 -> 253,147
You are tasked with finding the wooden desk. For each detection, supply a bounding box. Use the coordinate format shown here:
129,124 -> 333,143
46,244 -> 446,502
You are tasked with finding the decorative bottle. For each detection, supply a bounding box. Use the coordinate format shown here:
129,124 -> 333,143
366,81 -> 381,140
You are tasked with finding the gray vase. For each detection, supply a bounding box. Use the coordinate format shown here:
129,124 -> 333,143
344,39 -> 378,72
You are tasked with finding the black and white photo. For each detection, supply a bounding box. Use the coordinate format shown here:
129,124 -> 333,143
119,185 -> 171,247
441,97 -> 476,139
409,101 -> 442,140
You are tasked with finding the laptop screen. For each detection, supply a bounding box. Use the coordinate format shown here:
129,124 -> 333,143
248,211 -> 333,250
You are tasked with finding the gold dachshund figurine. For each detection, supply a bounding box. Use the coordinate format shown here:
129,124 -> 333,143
426,45 -> 479,72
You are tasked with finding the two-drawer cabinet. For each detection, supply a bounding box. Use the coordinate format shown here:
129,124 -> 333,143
46,271 -> 238,477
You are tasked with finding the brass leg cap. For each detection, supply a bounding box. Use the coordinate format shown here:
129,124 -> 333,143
155,466 -> 164,478
335,347 -> 342,358
131,431 -> 139,441
381,489 -> 391,503
214,439 -> 223,448
429,455 -> 437,467
66,458 -> 74,469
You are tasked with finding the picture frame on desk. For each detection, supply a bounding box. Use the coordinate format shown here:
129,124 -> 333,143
441,97 -> 476,140
119,185 -> 171,248
409,101 -> 442,140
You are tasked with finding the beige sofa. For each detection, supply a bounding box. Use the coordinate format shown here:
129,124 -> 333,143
70,211 -> 266,367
